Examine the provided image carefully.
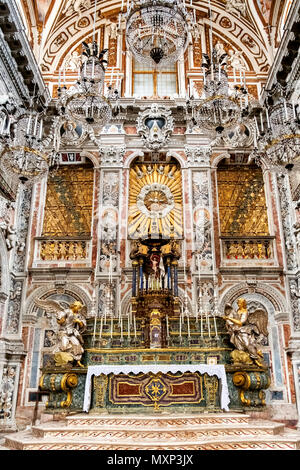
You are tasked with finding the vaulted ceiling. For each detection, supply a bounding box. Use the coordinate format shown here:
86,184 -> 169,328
17,0 -> 293,80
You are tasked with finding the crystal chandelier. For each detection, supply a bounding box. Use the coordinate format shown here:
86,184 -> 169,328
0,98 -> 55,185
190,48 -> 250,137
124,0 -> 194,68
254,86 -> 300,171
58,42 -> 119,129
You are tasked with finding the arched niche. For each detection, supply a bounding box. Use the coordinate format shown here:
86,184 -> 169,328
23,285 -> 92,402
234,289 -> 287,400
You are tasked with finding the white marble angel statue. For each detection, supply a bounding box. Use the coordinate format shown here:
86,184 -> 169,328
224,298 -> 268,367
35,298 -> 87,367
228,49 -> 246,72
62,0 -> 92,18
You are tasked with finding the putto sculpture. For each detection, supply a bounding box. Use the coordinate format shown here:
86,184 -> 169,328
224,298 -> 268,367
35,298 -> 87,367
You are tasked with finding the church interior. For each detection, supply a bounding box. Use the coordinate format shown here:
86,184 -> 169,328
0,0 -> 300,451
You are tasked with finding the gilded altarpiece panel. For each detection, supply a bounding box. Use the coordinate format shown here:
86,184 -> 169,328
217,165 -> 269,237
40,165 -> 94,261
128,162 -> 183,240
42,165 -> 94,238
216,165 -> 271,261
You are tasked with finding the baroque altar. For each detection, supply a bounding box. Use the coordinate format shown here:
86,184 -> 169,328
38,237 -> 271,415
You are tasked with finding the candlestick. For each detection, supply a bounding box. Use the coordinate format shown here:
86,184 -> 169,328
166,314 -> 169,338
128,313 -> 131,340
38,118 -> 43,140
207,311 -> 211,337
213,313 -> 218,338
254,116 -> 260,134
6,117 -> 11,136
293,101 -> 296,120
120,316 -> 123,341
111,314 -> 113,338
200,309 -> 203,337
283,99 -> 288,120
26,114 -> 32,135
187,315 -> 190,338
260,112 -> 264,132
91,57 -> 95,79
179,315 -> 182,339
118,304 -> 121,326
99,315 -> 103,339
134,315 -> 137,338
0,116 -> 5,135
266,107 -> 270,128
92,312 -> 97,345
33,115 -> 38,136
109,253 -> 113,283
253,131 -> 257,148
104,306 -> 107,326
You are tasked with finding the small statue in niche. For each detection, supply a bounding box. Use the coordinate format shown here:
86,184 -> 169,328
35,298 -> 87,367
224,298 -> 268,367
4,225 -> 17,250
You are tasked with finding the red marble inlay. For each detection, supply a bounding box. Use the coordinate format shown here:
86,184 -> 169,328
118,383 -> 141,396
171,382 -> 195,396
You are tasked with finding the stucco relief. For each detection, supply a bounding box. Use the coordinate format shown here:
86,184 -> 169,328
191,170 -> 213,272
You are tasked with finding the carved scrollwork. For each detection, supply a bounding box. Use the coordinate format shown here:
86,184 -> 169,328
137,104 -> 174,151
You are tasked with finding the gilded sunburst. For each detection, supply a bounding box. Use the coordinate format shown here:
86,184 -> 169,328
128,162 -> 183,239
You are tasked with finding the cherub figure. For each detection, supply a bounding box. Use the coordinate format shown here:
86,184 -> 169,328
35,298 -> 87,367
224,298 -> 268,367
228,49 -> 246,72
62,0 -> 92,18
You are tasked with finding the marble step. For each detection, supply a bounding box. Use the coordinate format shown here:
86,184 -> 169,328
3,413 -> 300,450
66,412 -> 252,428
30,422 -> 286,440
4,431 -> 300,450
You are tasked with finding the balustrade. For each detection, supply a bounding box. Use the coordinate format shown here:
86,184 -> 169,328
37,238 -> 90,261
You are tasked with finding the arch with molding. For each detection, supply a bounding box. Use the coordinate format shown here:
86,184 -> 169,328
218,281 -> 287,315
25,283 -> 93,319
